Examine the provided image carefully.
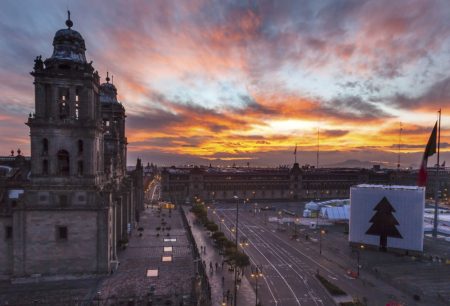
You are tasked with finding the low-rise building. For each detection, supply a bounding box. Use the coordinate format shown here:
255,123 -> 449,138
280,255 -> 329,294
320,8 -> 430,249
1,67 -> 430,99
161,163 -> 450,204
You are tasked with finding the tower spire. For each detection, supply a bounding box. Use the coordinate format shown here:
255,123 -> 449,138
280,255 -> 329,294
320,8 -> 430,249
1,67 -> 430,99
65,10 -> 73,29
106,71 -> 110,83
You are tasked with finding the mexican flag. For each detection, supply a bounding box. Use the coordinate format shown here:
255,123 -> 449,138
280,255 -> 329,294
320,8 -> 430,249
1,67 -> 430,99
418,121 -> 437,186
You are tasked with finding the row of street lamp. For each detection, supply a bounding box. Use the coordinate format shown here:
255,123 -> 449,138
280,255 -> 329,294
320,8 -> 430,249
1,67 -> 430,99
201,196 -> 365,305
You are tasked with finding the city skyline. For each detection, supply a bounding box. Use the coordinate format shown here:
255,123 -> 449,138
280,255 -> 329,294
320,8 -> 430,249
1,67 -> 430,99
0,0 -> 449,167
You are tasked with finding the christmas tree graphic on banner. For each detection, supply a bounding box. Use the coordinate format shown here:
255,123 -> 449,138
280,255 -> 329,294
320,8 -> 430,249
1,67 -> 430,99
366,197 -> 402,251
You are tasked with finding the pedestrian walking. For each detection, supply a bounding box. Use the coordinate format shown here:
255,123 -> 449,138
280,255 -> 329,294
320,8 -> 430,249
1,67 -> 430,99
209,261 -> 213,272
215,262 -> 219,271
221,260 -> 224,269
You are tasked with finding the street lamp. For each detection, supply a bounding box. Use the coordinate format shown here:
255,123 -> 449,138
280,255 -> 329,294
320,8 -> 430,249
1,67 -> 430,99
293,218 -> 300,238
233,195 -> 239,306
356,244 -> 365,277
220,218 -> 224,231
319,229 -> 325,255
250,265 -> 263,306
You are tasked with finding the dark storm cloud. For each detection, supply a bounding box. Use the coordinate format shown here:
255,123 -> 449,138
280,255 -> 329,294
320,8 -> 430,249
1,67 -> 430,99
321,129 -> 349,138
127,110 -> 184,131
392,76 -> 450,110
321,96 -> 390,120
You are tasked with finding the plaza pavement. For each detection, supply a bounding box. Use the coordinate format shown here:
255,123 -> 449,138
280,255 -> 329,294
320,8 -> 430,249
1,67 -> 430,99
96,205 -> 195,304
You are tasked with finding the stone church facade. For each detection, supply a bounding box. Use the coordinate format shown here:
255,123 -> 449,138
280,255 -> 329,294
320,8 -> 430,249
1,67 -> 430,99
0,14 -> 143,279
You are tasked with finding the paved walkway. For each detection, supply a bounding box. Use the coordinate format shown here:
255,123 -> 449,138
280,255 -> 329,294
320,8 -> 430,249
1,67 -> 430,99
183,207 -> 254,306
97,206 -> 195,304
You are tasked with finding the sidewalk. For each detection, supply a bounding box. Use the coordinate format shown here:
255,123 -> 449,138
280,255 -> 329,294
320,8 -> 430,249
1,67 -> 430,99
183,207 -> 254,306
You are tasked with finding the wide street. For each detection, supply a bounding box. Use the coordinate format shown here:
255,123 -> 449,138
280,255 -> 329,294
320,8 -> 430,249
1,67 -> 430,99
211,202 -> 418,306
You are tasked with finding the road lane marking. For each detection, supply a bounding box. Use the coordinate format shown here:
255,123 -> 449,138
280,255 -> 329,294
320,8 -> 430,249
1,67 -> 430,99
220,213 -> 303,305
220,210 -> 331,305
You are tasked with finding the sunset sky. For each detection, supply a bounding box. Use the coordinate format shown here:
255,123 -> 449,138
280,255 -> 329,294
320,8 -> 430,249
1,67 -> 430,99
0,0 -> 449,167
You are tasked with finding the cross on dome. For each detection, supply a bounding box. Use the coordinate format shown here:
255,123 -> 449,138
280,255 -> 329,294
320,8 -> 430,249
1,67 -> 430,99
66,10 -> 73,29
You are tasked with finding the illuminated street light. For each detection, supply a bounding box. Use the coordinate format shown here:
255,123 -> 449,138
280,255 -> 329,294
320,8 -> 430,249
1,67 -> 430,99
250,264 -> 263,306
357,244 -> 365,277
319,229 -> 326,255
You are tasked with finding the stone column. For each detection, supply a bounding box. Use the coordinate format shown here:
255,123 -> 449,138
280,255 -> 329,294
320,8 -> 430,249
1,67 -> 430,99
96,206 -> 109,273
112,201 -> 118,260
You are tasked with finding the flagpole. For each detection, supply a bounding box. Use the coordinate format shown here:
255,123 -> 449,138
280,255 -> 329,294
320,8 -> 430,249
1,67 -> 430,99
432,109 -> 441,238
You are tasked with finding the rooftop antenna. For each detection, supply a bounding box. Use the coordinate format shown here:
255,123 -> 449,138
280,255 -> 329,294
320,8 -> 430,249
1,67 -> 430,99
294,143 -> 297,164
397,122 -> 402,171
111,75 -> 114,84
316,127 -> 320,168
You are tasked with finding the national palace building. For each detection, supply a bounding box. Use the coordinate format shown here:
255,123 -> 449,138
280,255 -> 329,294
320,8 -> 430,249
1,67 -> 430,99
161,163 -> 450,204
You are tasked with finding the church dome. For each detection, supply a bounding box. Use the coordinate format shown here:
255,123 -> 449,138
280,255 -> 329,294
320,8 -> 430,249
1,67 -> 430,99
100,73 -> 119,104
50,12 -> 87,63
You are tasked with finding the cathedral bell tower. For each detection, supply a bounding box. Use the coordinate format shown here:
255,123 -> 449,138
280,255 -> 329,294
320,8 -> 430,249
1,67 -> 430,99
100,73 -> 127,180
13,13 -> 112,277
28,11 -> 103,183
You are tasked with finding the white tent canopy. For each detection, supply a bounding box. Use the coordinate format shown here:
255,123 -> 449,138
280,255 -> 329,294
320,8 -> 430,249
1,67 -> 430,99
321,205 -> 350,221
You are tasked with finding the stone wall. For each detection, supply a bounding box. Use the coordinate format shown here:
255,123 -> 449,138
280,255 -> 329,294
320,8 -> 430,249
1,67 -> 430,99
13,210 -> 100,277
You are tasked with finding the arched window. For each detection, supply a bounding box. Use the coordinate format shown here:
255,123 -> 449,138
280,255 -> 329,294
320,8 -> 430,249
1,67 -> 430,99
58,88 -> 69,119
75,88 -> 80,120
42,159 -> 48,175
42,138 -> 48,155
57,150 -> 70,176
77,160 -> 83,176
78,140 -> 83,154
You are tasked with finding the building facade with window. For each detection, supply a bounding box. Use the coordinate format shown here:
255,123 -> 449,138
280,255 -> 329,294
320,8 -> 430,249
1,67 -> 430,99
0,15 -> 143,279
161,163 -> 450,204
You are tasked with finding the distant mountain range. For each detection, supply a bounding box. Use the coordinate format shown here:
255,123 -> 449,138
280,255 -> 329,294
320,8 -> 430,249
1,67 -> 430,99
324,159 -> 395,169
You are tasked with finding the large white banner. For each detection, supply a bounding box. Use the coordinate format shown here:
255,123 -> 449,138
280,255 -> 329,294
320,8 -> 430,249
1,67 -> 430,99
349,185 -> 425,252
